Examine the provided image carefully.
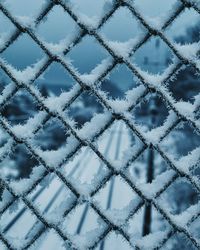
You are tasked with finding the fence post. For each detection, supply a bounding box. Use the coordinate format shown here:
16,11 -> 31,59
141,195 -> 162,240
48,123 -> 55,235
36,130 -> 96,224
142,93 -> 158,236
0,180 -> 3,201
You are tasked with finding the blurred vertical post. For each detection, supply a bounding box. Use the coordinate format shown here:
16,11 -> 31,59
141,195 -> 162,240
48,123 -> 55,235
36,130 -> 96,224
142,93 -> 158,236
0,180 -> 3,201
142,38 -> 159,236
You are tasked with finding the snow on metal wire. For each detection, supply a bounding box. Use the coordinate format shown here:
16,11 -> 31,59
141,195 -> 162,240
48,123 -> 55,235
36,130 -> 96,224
0,0 -> 199,249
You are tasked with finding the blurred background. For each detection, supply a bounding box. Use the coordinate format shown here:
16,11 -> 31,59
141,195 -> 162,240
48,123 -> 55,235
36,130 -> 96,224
0,0 -> 199,249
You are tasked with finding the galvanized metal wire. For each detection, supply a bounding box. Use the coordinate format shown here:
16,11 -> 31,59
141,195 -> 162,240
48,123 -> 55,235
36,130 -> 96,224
0,0 -> 199,249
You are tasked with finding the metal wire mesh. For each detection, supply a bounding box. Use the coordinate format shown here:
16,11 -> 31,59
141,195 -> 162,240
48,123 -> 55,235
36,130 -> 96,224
0,0 -> 199,249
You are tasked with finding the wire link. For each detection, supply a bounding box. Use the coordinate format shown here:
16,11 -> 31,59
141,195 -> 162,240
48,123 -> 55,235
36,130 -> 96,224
0,0 -> 199,249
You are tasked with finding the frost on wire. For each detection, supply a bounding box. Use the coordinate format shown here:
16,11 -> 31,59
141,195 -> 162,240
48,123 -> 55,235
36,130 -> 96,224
0,0 -> 199,250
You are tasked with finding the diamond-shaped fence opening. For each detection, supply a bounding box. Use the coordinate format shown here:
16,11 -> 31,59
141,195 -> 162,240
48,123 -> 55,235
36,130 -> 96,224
0,0 -> 200,250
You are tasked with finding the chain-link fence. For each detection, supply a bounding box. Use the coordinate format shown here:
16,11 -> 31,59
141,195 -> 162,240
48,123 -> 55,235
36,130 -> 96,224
0,0 -> 200,249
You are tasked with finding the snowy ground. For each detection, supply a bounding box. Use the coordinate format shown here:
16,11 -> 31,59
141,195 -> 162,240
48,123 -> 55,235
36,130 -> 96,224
0,121 -> 141,250
1,117 -> 198,250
